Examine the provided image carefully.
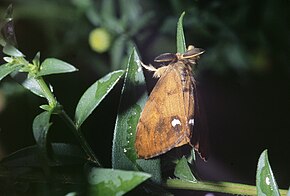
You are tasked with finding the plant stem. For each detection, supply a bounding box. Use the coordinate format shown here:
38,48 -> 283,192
36,76 -> 101,166
60,110 -> 101,166
165,179 -> 288,196
36,77 -> 56,106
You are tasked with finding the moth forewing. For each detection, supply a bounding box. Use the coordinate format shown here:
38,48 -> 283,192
182,48 -> 205,59
154,53 -> 177,63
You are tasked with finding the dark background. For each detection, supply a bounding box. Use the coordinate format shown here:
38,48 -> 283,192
0,0 -> 289,192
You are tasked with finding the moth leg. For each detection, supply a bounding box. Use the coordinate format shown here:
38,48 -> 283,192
138,60 -> 168,78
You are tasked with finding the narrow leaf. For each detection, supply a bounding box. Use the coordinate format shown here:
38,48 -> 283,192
0,143 -> 87,168
32,52 -> 40,66
110,35 -> 127,70
0,63 -> 22,81
174,156 -> 197,182
37,58 -> 78,76
176,12 -> 186,53
75,70 -> 124,128
88,168 -> 151,196
256,150 -> 280,196
32,111 -> 52,156
112,48 -> 161,183
22,77 -> 45,97
3,44 -> 24,57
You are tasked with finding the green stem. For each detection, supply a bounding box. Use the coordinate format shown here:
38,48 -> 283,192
59,110 -> 101,166
165,179 -> 288,196
35,77 -> 56,107
35,75 -> 101,166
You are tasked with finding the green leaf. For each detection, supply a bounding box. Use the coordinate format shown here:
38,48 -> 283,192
174,156 -> 197,182
32,111 -> 52,157
112,48 -> 161,183
0,143 -> 87,167
110,35 -> 127,70
75,70 -> 124,128
3,44 -> 24,57
88,168 -> 151,196
37,58 -> 78,76
256,150 -> 280,196
32,52 -> 40,67
0,63 -> 22,81
22,77 -> 45,97
176,12 -> 186,53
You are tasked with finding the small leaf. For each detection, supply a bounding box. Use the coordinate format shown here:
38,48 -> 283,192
88,168 -> 151,196
3,44 -> 24,57
187,148 -> 196,164
37,58 -> 78,76
39,104 -> 52,111
176,12 -> 186,53
174,156 -> 197,182
75,70 -> 124,128
22,77 -> 45,97
0,63 -> 22,81
32,111 -> 52,157
33,52 -> 40,66
256,150 -> 280,196
112,48 -> 161,183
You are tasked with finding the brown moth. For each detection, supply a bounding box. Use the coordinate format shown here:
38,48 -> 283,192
135,45 -> 208,161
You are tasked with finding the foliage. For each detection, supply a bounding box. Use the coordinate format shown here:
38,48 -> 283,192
0,2 -> 289,196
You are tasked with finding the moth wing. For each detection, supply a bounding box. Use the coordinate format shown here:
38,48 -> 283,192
135,64 -> 191,159
192,85 -> 209,161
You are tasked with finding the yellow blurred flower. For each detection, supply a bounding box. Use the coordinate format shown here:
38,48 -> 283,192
89,28 -> 111,53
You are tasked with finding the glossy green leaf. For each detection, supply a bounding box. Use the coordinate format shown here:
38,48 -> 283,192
174,156 -> 197,182
0,63 -> 22,81
88,168 -> 151,196
112,48 -> 161,183
3,44 -> 24,57
22,77 -> 45,97
75,70 -> 124,128
32,52 -> 40,67
33,111 -> 52,158
256,150 -> 280,196
37,58 -> 78,76
176,12 -> 186,53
